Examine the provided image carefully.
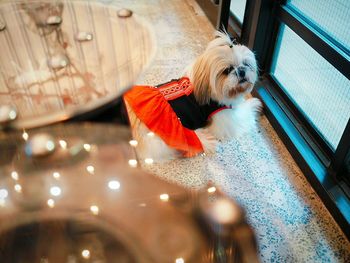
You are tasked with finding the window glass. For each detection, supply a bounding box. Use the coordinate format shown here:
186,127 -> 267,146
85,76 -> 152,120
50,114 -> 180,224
272,25 -> 350,149
229,0 -> 247,24
288,0 -> 350,52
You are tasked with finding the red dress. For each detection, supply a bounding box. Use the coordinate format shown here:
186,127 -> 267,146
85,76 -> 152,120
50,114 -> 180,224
124,77 -> 228,157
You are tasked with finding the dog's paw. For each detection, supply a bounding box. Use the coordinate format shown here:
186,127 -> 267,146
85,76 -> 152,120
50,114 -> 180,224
195,128 -> 218,154
246,97 -> 262,113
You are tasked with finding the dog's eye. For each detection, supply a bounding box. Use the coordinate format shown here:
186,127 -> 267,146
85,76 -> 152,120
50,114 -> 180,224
243,61 -> 253,70
223,65 -> 234,75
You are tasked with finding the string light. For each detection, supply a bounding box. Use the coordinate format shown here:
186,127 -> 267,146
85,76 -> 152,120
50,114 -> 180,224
50,186 -> 61,197
14,184 -> 22,193
160,193 -> 169,202
129,140 -> 138,147
83,144 -> 91,152
128,159 -> 137,167
47,199 -> 55,208
144,158 -> 154,165
59,140 -> 67,149
81,249 -> 90,259
22,131 -> 29,141
90,205 -> 99,215
53,172 -> 60,179
108,180 -> 120,190
86,165 -> 95,174
0,188 -> 8,199
207,186 -> 216,193
11,171 -> 19,180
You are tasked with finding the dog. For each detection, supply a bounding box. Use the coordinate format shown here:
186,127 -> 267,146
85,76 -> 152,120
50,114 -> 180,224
124,31 -> 261,162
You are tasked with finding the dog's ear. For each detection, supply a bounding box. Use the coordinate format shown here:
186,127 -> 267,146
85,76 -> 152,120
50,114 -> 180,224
191,54 -> 211,105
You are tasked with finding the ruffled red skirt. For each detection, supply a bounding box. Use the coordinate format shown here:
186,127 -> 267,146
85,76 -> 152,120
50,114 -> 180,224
124,78 -> 204,157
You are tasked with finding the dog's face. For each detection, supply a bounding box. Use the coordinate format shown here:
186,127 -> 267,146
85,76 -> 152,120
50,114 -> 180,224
191,32 -> 257,106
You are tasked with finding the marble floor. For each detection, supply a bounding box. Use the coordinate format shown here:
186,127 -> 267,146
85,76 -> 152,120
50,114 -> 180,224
103,0 -> 350,262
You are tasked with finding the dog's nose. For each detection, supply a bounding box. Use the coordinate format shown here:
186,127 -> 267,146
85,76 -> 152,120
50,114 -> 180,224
237,67 -> 246,78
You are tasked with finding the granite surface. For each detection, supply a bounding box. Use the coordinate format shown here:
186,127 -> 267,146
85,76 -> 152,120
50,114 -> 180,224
102,0 -> 350,262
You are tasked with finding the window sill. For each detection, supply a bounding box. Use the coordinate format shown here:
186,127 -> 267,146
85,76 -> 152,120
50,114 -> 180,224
253,78 -> 350,239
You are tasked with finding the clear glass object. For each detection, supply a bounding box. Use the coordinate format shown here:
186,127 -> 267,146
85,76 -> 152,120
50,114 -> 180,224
272,25 -> 350,149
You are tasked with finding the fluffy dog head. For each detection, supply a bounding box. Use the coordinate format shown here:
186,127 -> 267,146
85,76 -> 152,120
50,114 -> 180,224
189,31 -> 257,106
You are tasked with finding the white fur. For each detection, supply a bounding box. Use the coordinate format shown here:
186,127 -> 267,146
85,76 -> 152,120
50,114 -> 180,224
126,31 -> 262,162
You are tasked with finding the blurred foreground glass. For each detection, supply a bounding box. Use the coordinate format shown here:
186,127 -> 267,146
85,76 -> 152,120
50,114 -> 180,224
272,25 -> 350,149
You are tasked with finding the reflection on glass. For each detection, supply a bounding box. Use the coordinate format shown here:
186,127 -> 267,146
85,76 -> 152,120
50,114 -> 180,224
272,25 -> 350,149
159,193 -> 169,202
59,140 -> 67,149
81,249 -> 91,259
207,186 -> 216,193
86,165 -> 95,175
83,144 -> 92,152
144,158 -> 154,165
129,140 -> 138,147
230,0 -> 247,24
50,186 -> 62,197
128,159 -> 138,167
14,184 -> 22,193
147,132 -> 154,137
108,180 -> 121,190
47,199 -> 55,208
22,131 -> 29,141
288,0 -> 350,51
53,172 -> 60,179
11,171 -> 19,180
0,188 -> 8,199
0,219 -> 138,262
90,205 -> 99,215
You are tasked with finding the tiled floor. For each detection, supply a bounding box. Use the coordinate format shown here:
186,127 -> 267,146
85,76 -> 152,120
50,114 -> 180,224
104,0 -> 350,262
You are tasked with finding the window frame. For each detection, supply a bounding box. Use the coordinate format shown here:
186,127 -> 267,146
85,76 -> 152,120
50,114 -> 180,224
222,0 -> 350,238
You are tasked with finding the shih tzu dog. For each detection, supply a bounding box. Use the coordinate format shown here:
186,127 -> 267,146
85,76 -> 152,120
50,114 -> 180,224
124,31 -> 261,161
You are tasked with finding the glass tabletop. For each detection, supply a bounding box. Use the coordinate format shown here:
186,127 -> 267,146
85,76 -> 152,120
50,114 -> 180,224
0,0 -> 155,129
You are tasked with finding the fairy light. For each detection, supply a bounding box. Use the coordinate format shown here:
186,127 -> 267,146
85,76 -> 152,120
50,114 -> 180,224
81,249 -> 90,259
47,199 -> 55,208
11,171 -> 19,180
50,186 -> 61,197
147,132 -> 154,137
83,144 -> 91,152
22,131 -> 29,141
129,140 -> 138,147
58,140 -> 67,149
90,205 -> 99,215
53,172 -> 60,179
175,258 -> 185,263
144,158 -> 154,165
108,180 -> 120,190
86,165 -> 95,174
207,186 -> 216,193
0,188 -> 8,199
14,184 -> 22,193
160,193 -> 169,202
128,159 -> 137,167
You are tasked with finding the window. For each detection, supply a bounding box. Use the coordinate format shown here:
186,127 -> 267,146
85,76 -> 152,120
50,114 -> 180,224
272,25 -> 350,149
230,0 -> 247,24
288,0 -> 350,51
217,0 -> 350,238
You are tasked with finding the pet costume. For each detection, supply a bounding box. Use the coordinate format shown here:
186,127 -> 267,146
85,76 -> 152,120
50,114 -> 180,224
124,77 -> 229,157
